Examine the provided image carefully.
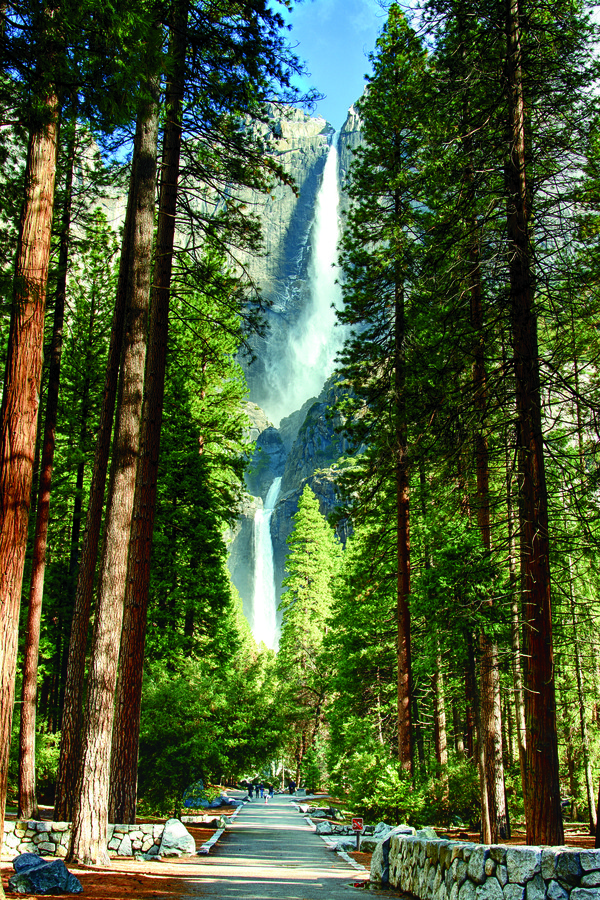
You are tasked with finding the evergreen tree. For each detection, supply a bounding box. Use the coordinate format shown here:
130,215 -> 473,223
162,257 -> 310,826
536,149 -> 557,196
277,485 -> 339,783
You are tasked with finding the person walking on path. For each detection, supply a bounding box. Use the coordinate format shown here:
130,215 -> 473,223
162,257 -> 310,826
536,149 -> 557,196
248,783 -> 254,800
185,791 -> 367,900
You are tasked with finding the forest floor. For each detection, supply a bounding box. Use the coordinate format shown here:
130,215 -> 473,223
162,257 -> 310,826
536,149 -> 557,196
1,804 -> 596,898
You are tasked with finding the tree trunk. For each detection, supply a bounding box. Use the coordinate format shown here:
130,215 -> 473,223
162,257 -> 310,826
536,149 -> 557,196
433,643 -> 448,771
505,0 -> 563,846
18,121 -> 75,821
68,92 -> 158,865
394,263 -> 412,774
54,113 -> 143,823
568,554 -> 596,835
0,94 -> 59,847
505,422 -> 527,803
109,4 -> 188,824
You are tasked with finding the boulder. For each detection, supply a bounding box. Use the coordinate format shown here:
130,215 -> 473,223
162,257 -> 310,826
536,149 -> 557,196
157,818 -> 196,858
9,856 -> 82,895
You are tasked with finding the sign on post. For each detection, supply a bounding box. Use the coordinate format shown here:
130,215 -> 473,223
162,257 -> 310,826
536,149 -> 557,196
352,817 -> 364,851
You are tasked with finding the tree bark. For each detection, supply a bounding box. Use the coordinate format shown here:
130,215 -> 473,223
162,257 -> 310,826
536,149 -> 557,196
109,1 -> 188,824
0,93 -> 59,848
54,115 -> 142,823
18,121 -> 76,821
68,91 -> 158,865
568,554 -> 596,835
394,248 -> 412,774
505,0 -> 563,846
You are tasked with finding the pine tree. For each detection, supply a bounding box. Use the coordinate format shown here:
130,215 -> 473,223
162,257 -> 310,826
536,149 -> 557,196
277,485 -> 339,783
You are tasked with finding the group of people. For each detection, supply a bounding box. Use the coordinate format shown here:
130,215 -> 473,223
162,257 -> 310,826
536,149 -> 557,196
247,782 -> 275,801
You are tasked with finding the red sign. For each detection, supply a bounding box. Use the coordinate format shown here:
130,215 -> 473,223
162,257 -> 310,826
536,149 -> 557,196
352,817 -> 364,832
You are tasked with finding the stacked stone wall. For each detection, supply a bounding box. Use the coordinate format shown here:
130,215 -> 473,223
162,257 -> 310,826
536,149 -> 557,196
1,821 -> 164,860
371,833 -> 600,900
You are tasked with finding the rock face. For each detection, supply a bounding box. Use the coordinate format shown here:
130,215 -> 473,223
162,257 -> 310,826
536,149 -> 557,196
239,107 -> 334,412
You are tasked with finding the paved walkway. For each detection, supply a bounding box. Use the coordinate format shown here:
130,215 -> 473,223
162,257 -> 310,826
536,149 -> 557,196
185,794 -> 368,899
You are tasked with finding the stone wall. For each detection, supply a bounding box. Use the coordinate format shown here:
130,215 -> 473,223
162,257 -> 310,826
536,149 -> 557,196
1,821 -> 164,861
370,832 -> 600,900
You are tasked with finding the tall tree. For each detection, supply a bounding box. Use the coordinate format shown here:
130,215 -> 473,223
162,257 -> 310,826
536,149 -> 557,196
68,82 -> 159,864
337,7 -> 429,772
277,485 -> 340,782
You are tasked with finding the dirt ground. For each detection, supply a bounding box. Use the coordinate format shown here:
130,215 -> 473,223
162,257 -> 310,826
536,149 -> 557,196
0,812 -> 226,899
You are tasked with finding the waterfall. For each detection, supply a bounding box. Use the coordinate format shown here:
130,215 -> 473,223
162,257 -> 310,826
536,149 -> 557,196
262,139 -> 345,426
251,476 -> 282,650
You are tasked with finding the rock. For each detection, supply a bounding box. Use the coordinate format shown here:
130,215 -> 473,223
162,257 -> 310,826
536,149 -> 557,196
525,874 -> 545,900
572,890 -> 600,900
547,882 -> 570,900
475,879 -> 503,900
118,834 -> 133,857
13,853 -> 44,873
506,848 -> 541,884
503,887 -> 525,900
360,838 -> 380,853
333,838 -> 355,852
157,819 -> 196,858
315,821 -> 333,835
579,849 -> 600,872
9,856 -> 82,895
468,846 -> 490,884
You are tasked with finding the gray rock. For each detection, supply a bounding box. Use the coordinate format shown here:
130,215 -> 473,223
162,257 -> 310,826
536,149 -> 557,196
315,821 -> 332,835
9,858 -> 82,895
157,818 -> 196,858
333,838 -> 355,852
547,881 -> 570,900
373,822 -> 392,838
571,891 -> 600,900
417,827 -> 439,840
370,841 -> 385,885
579,849 -> 600,872
459,879 -> 477,900
118,834 -> 133,857
525,874 -> 545,900
582,872 -> 600,887
360,838 -> 380,853
468,846 -> 490,884
497,864 -> 508,887
13,853 -> 43,872
555,851 -> 582,884
503,886 -> 525,900
476,879 -> 504,900
506,848 -> 541,884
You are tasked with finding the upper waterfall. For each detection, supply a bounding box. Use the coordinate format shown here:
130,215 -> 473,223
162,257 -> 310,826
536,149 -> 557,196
262,139 -> 344,426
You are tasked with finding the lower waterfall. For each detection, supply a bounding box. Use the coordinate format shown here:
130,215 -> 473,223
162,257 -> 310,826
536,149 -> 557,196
251,476 -> 282,650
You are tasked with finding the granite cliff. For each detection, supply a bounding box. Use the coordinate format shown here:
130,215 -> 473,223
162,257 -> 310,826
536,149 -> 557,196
227,105 -> 363,644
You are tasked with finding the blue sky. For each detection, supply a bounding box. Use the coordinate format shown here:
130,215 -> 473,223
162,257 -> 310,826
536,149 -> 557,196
278,0 -> 387,130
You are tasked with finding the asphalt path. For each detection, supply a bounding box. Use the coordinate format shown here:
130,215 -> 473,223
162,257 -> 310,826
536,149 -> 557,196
184,793 -> 368,899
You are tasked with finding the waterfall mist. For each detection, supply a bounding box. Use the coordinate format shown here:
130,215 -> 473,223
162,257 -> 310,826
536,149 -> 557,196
262,140 -> 345,426
251,476 -> 282,649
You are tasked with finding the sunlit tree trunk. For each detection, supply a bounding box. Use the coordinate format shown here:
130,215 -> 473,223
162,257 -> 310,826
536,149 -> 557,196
68,90 -> 158,865
0,92 -> 59,854
55,114 -> 141,823
110,2 -> 188,824
18,122 -> 75,820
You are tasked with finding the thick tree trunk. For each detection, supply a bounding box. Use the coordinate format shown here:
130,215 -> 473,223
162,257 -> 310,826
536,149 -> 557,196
0,96 -> 59,848
110,4 -> 188,823
54,115 -> 142,823
68,92 -> 158,865
18,123 -> 75,821
505,0 -> 563,846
